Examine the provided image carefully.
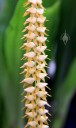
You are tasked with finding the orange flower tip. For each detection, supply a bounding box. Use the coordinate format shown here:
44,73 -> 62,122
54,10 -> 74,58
19,71 -> 24,75
22,106 -> 25,110
22,29 -> 25,32
20,80 -> 24,84
21,56 -> 25,60
19,46 -> 23,49
24,124 -> 28,128
21,98 -> 25,103
24,22 -> 27,26
24,12 -> 29,17
24,87 -> 35,93
21,37 -> 24,40
23,2 -> 29,7
21,91 -> 25,96
44,33 -> 48,36
22,115 -> 27,119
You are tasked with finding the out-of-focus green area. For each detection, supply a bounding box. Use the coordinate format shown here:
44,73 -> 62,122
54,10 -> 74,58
0,0 -> 76,128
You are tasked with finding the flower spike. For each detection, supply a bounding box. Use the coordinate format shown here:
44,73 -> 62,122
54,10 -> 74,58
20,0 -> 51,127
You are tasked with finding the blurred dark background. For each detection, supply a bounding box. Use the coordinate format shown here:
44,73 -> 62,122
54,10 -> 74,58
0,0 -> 76,128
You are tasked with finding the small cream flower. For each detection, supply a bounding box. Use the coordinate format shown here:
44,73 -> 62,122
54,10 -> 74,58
26,112 -> 37,117
36,46 -> 47,52
38,108 -> 48,115
37,27 -> 46,33
24,33 -> 36,39
36,82 -> 48,88
37,17 -> 46,23
37,36 -> 47,43
24,61 -> 35,67
25,95 -> 35,101
24,87 -> 35,93
37,100 -> 48,107
37,73 -> 47,79
23,42 -> 35,48
37,63 -> 45,69
39,116 -> 48,122
26,25 -> 36,31
24,52 -> 36,58
25,17 -> 36,24
37,55 -> 48,61
25,104 -> 36,109
37,91 -> 47,97
37,8 -> 44,14
29,68 -> 35,74
23,78 -> 35,84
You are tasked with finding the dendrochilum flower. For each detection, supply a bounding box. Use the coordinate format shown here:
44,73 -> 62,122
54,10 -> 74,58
20,0 -> 51,127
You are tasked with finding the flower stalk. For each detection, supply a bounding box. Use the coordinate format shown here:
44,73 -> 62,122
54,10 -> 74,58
21,0 -> 51,128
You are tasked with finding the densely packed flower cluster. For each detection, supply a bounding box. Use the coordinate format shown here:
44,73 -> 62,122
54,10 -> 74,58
21,0 -> 51,128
